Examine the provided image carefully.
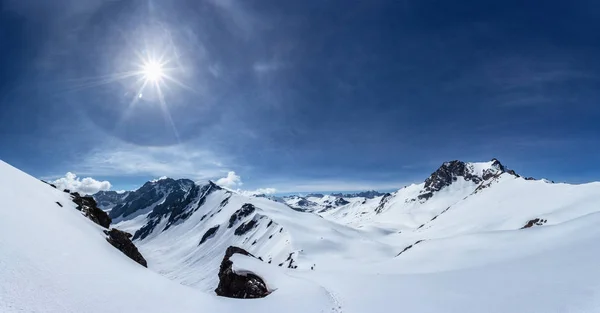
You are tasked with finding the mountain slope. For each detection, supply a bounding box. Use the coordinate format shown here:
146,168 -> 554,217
0,160 -> 332,313
109,178 -> 394,291
4,158 -> 600,312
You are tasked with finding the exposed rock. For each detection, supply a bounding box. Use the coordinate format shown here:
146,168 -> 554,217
199,225 -> 220,245
396,240 -> 424,256
220,195 -> 231,207
105,228 -> 147,267
521,218 -> 547,229
93,190 -> 131,210
133,181 -> 220,240
215,246 -> 269,299
334,197 -> 350,206
71,192 -> 111,228
375,193 -> 392,214
418,159 -> 518,201
228,203 -> 256,228
55,202 -> 63,207
235,219 -> 258,236
420,161 -> 480,200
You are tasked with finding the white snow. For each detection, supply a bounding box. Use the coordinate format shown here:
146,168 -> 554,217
3,159 -> 600,313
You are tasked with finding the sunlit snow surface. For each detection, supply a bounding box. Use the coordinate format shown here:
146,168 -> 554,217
2,159 -> 600,312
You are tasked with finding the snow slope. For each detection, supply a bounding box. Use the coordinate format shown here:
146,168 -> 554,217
0,161 -> 332,313
3,158 -> 600,313
113,183 -> 394,291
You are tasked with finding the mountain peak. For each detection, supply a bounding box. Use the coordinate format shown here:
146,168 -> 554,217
418,159 -> 515,201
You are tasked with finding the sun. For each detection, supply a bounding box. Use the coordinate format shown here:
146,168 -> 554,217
142,60 -> 164,82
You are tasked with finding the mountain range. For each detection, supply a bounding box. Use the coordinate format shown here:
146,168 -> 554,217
2,158 -> 600,312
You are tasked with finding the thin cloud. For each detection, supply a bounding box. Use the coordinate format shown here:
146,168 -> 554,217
253,61 -> 281,73
74,140 -> 231,181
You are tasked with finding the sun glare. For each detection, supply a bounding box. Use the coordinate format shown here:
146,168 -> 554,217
142,61 -> 164,82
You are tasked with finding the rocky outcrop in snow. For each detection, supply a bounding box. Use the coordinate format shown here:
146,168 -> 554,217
71,192 -> 112,228
105,228 -> 148,267
215,246 -> 269,299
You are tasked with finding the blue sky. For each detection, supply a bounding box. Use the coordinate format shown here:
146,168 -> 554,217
1,0 -> 599,194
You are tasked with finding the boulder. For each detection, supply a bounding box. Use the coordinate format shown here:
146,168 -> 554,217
215,246 -> 269,299
105,229 -> 147,267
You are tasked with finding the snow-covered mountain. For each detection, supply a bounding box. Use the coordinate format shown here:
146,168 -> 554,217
281,191 -> 385,213
3,158 -> 600,312
94,190 -> 131,211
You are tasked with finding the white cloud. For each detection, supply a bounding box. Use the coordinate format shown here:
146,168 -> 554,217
216,171 -> 243,188
51,172 -> 112,195
214,171 -> 276,195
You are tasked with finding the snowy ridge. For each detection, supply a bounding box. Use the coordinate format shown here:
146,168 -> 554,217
3,158 -> 600,312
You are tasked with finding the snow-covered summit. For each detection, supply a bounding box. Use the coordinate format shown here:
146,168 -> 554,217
418,158 -> 515,200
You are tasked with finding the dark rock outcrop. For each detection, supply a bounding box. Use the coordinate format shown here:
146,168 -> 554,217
334,197 -> 350,206
105,228 -> 148,267
228,204 -> 256,228
419,161 -> 481,200
199,225 -> 220,245
396,240 -> 424,256
375,193 -> 392,214
71,192 -> 111,228
235,219 -> 258,236
521,218 -> 547,229
215,246 -> 269,299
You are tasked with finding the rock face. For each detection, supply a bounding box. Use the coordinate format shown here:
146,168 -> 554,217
418,159 -> 517,201
71,192 -> 112,228
228,204 -> 256,228
108,178 -> 195,220
215,246 -> 269,299
132,181 -> 222,240
93,190 -> 131,210
375,193 -> 392,214
105,229 -> 148,267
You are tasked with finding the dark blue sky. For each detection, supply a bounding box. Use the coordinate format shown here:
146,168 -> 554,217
1,0 -> 599,193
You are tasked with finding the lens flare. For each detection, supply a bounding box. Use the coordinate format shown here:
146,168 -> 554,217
142,60 -> 164,82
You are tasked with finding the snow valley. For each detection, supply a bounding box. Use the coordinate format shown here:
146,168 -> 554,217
2,158 -> 600,313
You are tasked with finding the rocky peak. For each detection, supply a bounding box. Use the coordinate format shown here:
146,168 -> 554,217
109,178 -> 196,219
418,159 -> 516,201
132,181 -> 221,240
